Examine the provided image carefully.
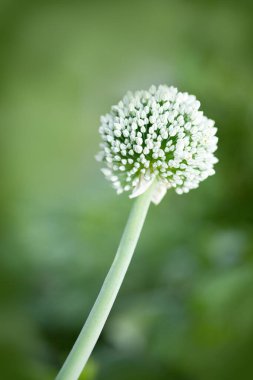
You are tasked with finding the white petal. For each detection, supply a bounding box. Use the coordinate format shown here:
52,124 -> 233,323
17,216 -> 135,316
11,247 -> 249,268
151,183 -> 168,205
101,168 -> 112,177
129,176 -> 153,199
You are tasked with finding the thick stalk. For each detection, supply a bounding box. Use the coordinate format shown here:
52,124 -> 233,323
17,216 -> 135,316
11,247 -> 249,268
56,182 -> 155,380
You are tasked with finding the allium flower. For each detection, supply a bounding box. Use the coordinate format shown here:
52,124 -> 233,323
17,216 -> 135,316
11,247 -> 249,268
97,85 -> 218,204
57,85 -> 219,380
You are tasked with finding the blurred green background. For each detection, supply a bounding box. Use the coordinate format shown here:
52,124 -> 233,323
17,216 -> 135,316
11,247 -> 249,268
1,0 -> 253,379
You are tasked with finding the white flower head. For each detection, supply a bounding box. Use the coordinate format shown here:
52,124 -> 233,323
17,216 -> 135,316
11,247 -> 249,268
97,85 -> 218,204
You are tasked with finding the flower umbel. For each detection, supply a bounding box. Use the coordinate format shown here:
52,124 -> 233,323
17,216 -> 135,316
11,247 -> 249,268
97,85 -> 218,204
56,85 -> 219,380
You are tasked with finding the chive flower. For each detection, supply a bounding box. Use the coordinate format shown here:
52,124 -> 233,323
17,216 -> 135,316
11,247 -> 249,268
56,85 -> 218,380
97,85 -> 218,203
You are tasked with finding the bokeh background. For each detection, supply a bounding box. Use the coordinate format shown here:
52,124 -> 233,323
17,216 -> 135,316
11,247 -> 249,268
1,0 -> 253,379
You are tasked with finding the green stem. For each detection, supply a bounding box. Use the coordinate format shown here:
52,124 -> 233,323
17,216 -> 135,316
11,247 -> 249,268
56,181 -> 156,380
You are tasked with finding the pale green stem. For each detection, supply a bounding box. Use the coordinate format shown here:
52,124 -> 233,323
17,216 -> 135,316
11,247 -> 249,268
56,181 -> 156,380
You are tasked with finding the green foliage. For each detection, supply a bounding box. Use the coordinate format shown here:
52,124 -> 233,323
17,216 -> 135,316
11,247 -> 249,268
0,0 -> 252,379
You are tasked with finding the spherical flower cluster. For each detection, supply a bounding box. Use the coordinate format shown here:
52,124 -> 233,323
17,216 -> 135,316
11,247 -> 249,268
96,85 -> 218,204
